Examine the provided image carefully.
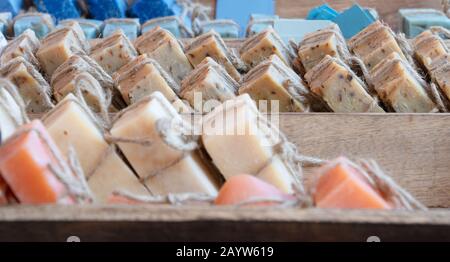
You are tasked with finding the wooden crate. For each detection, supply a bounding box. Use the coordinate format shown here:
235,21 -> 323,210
0,114 -> 449,242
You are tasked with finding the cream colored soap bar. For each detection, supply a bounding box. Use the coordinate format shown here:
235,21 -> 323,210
37,24 -> 88,77
371,53 -> 436,113
240,28 -> 294,68
0,79 -> 27,142
181,57 -> 238,111
348,21 -> 406,70
413,30 -> 447,72
43,94 -> 150,202
202,94 -> 300,193
0,57 -> 53,113
304,55 -> 384,113
185,31 -> 243,82
135,27 -> 193,84
110,91 -> 219,195
429,54 -> 450,101
297,25 -> 348,73
91,30 -> 137,75
240,55 -> 311,112
0,29 -> 40,68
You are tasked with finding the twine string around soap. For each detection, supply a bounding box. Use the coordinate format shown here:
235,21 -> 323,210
111,189 -> 216,205
66,146 -> 95,203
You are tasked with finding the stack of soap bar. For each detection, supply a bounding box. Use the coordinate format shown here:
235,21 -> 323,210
0,57 -> 53,113
0,12 -> 12,35
194,20 -> 240,38
85,0 -> 127,20
429,54 -> 450,102
141,16 -> 192,38
181,57 -> 238,111
135,27 -> 193,84
296,24 -> 349,74
33,0 -> 81,21
185,30 -> 242,82
215,174 -> 294,206
110,92 -> 219,195
371,53 -> 436,113
0,79 -> 27,142
0,29 -> 40,68
272,19 -> 335,44
13,12 -> 55,39
37,23 -> 89,77
245,14 -> 278,37
91,30 -> 137,75
0,120 -> 75,204
240,28 -> 294,69
304,55 -> 384,113
413,30 -> 448,72
348,21 -> 406,71
331,4 -> 376,39
43,94 -> 151,202
128,0 -> 180,24
113,54 -> 184,109
313,157 -> 391,209
400,9 -> 450,38
103,18 -> 140,40
60,19 -> 104,39
0,0 -> 23,16
202,94 -> 300,193
239,55 -> 310,112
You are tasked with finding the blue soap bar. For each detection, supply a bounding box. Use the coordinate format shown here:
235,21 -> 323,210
14,13 -> 55,39
307,4 -> 339,20
216,0 -> 275,37
273,19 -> 335,43
60,18 -> 103,39
400,9 -> 450,38
141,16 -> 183,37
0,0 -> 23,16
246,14 -> 278,37
332,5 -> 375,39
86,0 -> 127,20
199,20 -> 240,38
33,0 -> 81,21
128,0 -> 178,24
103,18 -> 140,40
0,12 -> 12,35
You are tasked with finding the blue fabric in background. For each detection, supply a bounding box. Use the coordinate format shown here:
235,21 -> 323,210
216,0 -> 275,37
0,0 -> 24,16
33,0 -> 81,21
86,0 -> 128,20
128,0 -> 180,24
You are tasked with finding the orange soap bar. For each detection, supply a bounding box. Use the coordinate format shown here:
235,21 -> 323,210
0,120 -> 73,204
215,175 -> 294,206
314,157 -> 391,209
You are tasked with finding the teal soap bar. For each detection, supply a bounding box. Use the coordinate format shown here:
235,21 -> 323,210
400,9 -> 450,38
103,18 -> 140,40
307,4 -> 339,20
60,19 -> 103,39
13,13 -> 55,39
273,19 -> 335,43
332,5 -> 375,39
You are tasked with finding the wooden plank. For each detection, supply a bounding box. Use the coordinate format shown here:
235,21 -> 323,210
197,0 -> 443,31
280,114 -> 450,208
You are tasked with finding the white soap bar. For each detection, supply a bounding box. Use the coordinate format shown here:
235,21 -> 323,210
0,29 -> 40,68
0,79 -> 27,142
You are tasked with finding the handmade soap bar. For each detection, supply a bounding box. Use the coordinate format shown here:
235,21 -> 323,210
0,29 -> 40,68
313,157 -> 391,209
181,57 -> 238,111
86,0 -> 127,20
400,9 -> 450,38
215,174 -> 293,206
135,27 -> 193,84
413,30 -> 447,72
202,94 -> 300,193
0,0 -> 23,16
0,57 -> 53,113
91,30 -> 138,75
273,19 -> 335,44
37,24 -> 88,77
194,20 -> 240,38
0,79 -> 27,142
371,53 -> 436,113
60,19 -> 103,39
348,21 -> 407,70
245,14 -> 278,37
297,24 -> 349,73
113,54 -> 183,107
185,31 -> 243,82
141,16 -> 192,38
13,12 -> 55,39
0,12 -> 12,35
429,54 -> 450,101
103,18 -> 140,40
129,0 -> 179,24
239,55 -> 310,112
304,55 -> 384,113
332,4 -> 376,39
33,0 -> 81,21
240,28 -> 294,68
43,95 -> 150,202
110,92 -> 219,195
0,120 -> 75,204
